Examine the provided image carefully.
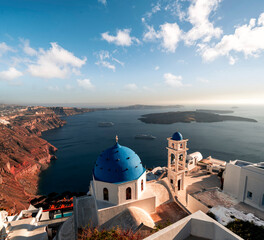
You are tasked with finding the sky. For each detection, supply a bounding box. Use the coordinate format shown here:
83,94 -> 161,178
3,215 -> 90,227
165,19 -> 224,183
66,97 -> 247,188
0,0 -> 264,107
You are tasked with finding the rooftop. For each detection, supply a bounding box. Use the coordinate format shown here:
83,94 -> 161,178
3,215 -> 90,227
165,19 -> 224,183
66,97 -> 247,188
144,211 -> 242,240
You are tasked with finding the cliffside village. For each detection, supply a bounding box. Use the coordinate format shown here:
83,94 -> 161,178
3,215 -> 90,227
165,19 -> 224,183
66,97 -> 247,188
1,131 -> 264,240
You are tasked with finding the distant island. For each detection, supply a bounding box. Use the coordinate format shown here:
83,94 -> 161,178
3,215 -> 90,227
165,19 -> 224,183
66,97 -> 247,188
115,104 -> 183,110
139,111 -> 257,124
196,109 -> 234,114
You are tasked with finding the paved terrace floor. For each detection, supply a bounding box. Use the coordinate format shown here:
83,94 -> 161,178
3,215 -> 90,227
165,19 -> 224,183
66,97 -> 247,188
178,169 -> 221,206
182,169 -> 264,221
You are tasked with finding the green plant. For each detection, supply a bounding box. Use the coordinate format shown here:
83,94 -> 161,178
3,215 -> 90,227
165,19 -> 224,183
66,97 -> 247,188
226,219 -> 264,240
153,219 -> 172,232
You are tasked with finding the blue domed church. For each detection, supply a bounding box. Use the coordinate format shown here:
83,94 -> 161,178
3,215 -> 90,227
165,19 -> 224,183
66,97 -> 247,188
57,133 -> 193,239
90,136 -> 147,205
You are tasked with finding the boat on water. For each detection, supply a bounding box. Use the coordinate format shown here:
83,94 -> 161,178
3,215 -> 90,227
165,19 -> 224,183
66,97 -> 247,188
135,134 -> 156,140
98,122 -> 114,127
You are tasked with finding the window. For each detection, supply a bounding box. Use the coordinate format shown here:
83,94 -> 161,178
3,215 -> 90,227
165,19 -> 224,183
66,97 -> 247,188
171,154 -> 175,164
141,179 -> 144,191
247,191 -> 252,199
170,179 -> 173,184
126,187 -> 132,200
179,154 -> 183,161
103,188 -> 109,201
262,194 -> 264,206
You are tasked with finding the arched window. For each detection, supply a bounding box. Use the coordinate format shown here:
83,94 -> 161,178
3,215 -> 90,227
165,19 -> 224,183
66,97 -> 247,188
141,179 -> 144,191
171,153 -> 175,164
103,188 -> 109,201
126,187 -> 131,200
179,154 -> 183,161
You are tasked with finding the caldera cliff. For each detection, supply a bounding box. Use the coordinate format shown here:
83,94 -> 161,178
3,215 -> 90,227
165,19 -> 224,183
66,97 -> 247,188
0,106 -> 92,214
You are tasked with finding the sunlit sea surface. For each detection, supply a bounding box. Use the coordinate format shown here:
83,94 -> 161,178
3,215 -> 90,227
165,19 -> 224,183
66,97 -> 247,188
38,106 -> 264,194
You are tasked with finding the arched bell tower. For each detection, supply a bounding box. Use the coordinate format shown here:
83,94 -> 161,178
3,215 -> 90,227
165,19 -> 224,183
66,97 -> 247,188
167,132 -> 188,195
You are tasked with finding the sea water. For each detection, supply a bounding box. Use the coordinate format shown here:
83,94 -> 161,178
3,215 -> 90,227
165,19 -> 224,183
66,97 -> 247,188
38,106 -> 264,195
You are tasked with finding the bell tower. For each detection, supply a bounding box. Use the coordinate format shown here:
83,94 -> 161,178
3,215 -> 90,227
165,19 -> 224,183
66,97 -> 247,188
167,132 -> 188,196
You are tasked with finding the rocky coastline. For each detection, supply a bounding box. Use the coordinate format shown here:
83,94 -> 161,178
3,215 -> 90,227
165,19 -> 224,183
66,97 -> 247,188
0,106 -> 92,214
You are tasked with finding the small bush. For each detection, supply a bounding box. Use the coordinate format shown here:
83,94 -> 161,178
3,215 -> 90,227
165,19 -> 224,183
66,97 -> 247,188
226,219 -> 264,240
153,219 -> 172,232
78,226 -> 141,240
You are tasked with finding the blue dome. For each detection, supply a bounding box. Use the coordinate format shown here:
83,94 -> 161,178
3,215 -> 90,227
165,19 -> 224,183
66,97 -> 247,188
172,132 -> 183,141
93,143 -> 146,183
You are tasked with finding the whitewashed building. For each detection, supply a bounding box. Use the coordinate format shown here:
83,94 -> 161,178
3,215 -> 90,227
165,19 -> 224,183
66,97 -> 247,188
186,152 -> 203,171
90,136 -> 147,205
223,160 -> 264,210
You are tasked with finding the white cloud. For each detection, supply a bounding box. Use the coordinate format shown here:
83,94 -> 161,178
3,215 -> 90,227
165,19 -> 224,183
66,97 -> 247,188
102,29 -> 140,46
197,77 -> 209,83
164,0 -> 187,21
95,50 -> 116,71
145,2 -> 161,19
200,12 -> 264,64
95,50 -> 124,71
0,67 -> 23,81
184,0 -> 222,45
98,0 -> 106,5
143,24 -> 159,41
124,83 -> 138,90
77,79 -> 94,90
164,73 -> 183,87
175,0 -> 187,22
0,42 -> 15,56
27,42 -> 86,79
228,56 -> 237,65
143,0 -> 222,52
160,23 -> 182,52
143,22 -> 182,52
155,66 -> 160,70
20,39 -> 37,56
112,57 -> 124,67
97,61 -> 115,71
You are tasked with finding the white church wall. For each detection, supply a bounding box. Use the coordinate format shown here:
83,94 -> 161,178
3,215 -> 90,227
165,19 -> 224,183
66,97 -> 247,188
97,195 -> 156,225
118,180 -> 137,204
93,179 -> 119,205
136,171 -> 146,199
